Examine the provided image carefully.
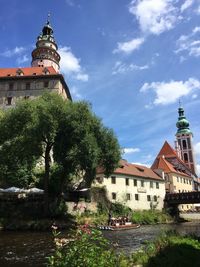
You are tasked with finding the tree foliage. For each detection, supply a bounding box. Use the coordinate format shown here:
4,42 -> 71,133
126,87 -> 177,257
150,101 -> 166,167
0,93 -> 121,214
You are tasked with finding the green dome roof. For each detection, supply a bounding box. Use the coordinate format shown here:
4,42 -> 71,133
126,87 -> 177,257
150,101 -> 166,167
176,107 -> 192,135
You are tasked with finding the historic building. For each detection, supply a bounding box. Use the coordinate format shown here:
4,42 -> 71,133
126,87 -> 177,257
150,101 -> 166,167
175,105 -> 197,176
0,17 -> 71,108
151,106 -> 199,210
94,160 -> 166,210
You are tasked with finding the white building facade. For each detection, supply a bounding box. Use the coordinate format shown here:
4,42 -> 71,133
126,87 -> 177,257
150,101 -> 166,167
95,160 -> 166,210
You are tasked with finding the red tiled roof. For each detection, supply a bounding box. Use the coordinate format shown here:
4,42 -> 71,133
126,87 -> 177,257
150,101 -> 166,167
0,66 -> 57,77
97,160 -> 163,181
156,141 -> 177,158
151,141 -> 192,178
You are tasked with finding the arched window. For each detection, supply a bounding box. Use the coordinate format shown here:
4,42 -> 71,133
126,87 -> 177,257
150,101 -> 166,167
182,140 -> 187,149
184,153 -> 188,162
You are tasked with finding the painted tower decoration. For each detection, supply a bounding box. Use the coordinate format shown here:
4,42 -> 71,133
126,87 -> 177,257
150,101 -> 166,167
31,14 -> 60,72
175,105 -> 197,176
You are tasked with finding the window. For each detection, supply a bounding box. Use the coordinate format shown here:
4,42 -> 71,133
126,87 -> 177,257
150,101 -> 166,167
184,153 -> 188,162
150,181 -> 153,188
147,195 -> 151,202
183,178 -> 186,184
7,97 -> 12,105
141,180 -> 144,187
156,182 -> 159,189
133,179 -> 137,186
44,81 -> 49,88
154,195 -> 157,202
26,82 -> 30,90
177,177 -> 179,182
96,177 -> 103,184
189,180 -> 192,185
135,194 -> 139,201
111,176 -> 116,184
182,140 -> 187,149
126,193 -> 131,201
112,192 -> 116,200
125,178 -> 129,186
9,83 -> 14,90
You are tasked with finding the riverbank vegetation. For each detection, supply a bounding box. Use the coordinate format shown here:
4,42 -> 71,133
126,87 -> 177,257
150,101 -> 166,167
75,199 -> 173,226
48,227 -> 200,267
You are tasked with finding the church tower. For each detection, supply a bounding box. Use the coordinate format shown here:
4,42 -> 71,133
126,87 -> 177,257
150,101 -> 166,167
175,105 -> 197,175
31,14 -> 60,72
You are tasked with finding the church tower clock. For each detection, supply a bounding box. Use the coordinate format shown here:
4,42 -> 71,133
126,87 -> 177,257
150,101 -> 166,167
175,105 -> 197,175
31,15 -> 60,72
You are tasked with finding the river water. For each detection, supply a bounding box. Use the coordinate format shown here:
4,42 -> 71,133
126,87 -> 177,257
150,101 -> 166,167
0,222 -> 200,267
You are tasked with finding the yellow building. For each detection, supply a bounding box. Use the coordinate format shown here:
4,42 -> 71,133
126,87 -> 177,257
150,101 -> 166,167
152,141 -> 194,211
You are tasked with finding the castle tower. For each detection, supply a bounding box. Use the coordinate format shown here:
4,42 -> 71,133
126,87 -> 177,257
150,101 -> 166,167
31,14 -> 60,72
175,105 -> 197,175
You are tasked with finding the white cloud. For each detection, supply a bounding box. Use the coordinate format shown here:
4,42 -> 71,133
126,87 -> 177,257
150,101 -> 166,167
176,27 -> 200,58
129,0 -> 179,35
17,54 -> 29,64
196,164 -> 200,176
65,0 -> 75,6
70,86 -> 82,100
113,37 -> 145,54
0,46 -> 26,57
195,5 -> 200,14
123,148 -> 141,154
58,46 -> 88,81
131,162 -> 149,167
194,142 -> 200,176
140,78 -> 200,105
180,0 -> 194,13
112,61 -> 148,74
76,73 -> 89,82
194,142 -> 200,156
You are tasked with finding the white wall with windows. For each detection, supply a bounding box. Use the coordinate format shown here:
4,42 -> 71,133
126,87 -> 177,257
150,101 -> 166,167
94,174 -> 165,210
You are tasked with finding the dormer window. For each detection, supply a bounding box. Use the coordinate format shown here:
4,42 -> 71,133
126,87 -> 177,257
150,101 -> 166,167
16,69 -> 24,76
43,67 -> 50,75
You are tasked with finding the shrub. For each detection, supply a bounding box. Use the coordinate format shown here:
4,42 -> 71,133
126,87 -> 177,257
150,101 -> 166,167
47,226 -> 125,267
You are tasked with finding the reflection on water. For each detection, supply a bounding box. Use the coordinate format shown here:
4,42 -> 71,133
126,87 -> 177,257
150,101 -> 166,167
0,222 -> 200,267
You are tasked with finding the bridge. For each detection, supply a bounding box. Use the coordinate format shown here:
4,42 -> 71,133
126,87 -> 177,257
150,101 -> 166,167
164,191 -> 200,219
165,191 -> 200,205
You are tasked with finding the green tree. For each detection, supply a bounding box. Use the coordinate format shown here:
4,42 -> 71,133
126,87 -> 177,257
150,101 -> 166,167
0,93 -> 121,216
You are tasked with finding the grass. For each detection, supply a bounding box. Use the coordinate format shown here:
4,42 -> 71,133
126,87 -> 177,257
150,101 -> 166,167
131,231 -> 200,267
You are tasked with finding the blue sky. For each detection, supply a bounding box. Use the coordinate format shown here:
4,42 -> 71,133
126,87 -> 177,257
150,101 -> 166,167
0,0 -> 200,174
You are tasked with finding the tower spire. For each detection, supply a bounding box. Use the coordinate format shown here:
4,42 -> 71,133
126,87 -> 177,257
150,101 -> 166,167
47,11 -> 51,24
31,15 -> 60,72
175,104 -> 197,176
176,105 -> 192,135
